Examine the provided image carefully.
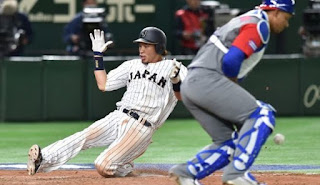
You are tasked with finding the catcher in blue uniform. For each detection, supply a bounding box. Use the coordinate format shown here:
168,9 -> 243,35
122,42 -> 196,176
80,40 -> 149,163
169,0 -> 295,185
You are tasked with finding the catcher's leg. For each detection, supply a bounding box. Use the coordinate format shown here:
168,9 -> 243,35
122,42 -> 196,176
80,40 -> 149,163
222,100 -> 276,183
170,133 -> 237,181
169,90 -> 237,183
94,118 -> 154,177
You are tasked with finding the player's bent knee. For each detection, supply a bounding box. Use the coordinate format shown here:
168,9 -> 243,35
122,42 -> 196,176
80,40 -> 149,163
95,162 -> 114,177
94,158 -> 117,177
95,159 -> 133,178
233,100 -> 276,171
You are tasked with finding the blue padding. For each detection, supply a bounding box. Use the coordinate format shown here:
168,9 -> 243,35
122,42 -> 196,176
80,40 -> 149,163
222,46 -> 246,78
234,123 -> 272,171
258,21 -> 269,44
187,139 -> 235,180
233,103 -> 276,171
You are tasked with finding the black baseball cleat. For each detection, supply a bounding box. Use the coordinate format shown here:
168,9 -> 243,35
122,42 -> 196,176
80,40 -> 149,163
27,144 -> 43,175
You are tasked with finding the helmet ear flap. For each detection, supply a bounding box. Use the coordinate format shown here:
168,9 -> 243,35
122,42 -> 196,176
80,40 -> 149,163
155,44 -> 164,55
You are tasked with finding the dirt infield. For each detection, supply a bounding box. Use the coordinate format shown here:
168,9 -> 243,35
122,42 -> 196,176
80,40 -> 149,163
1,170 -> 320,185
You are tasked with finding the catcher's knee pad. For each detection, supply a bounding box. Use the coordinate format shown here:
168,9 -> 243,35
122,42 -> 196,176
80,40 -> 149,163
233,100 -> 276,171
187,138 -> 236,180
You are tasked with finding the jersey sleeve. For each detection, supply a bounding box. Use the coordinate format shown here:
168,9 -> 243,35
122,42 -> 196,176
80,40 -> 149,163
231,24 -> 264,57
105,60 -> 132,91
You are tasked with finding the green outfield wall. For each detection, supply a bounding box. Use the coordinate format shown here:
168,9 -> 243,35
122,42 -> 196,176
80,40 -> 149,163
1,55 -> 320,121
17,0 -> 307,55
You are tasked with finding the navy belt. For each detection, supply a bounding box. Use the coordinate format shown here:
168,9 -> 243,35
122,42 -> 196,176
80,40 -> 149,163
123,109 -> 152,127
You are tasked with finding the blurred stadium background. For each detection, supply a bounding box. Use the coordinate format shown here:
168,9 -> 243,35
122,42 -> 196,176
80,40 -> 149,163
1,0 -> 320,177
1,0 -> 319,122
2,0 -> 308,55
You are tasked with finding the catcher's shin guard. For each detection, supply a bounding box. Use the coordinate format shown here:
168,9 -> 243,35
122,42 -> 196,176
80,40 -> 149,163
233,101 -> 276,171
187,137 -> 236,180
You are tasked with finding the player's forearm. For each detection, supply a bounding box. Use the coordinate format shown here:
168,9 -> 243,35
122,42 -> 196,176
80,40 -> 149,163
172,80 -> 182,100
170,59 -> 183,100
94,70 -> 107,92
90,29 -> 114,92
93,52 -> 107,92
174,92 -> 182,100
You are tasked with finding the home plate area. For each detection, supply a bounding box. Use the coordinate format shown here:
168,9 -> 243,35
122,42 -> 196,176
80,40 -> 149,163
1,163 -> 320,185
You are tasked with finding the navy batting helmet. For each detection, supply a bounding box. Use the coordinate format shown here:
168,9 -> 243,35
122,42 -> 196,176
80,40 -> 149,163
258,0 -> 295,15
133,27 -> 167,55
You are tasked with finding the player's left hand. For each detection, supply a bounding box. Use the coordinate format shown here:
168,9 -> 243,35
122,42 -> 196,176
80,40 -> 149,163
89,29 -> 113,53
170,58 -> 182,84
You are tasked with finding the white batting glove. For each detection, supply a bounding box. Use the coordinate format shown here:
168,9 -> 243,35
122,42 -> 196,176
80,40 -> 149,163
170,58 -> 182,84
89,29 -> 113,53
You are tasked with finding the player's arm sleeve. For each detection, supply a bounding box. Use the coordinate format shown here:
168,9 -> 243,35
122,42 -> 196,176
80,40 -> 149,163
222,24 -> 264,78
222,46 -> 246,78
105,60 -> 131,91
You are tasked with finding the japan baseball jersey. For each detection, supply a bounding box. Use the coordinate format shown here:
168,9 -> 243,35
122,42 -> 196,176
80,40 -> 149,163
106,58 -> 187,129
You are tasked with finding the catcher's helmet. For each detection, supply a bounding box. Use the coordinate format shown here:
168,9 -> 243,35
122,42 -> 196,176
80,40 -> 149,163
258,0 -> 295,15
133,27 -> 167,55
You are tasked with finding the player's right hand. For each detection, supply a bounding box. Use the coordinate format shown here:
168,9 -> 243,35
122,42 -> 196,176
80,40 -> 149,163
89,29 -> 113,53
170,58 -> 182,84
